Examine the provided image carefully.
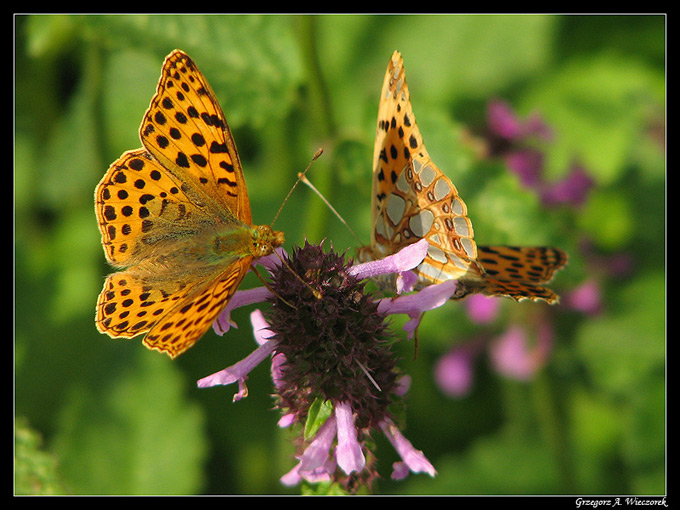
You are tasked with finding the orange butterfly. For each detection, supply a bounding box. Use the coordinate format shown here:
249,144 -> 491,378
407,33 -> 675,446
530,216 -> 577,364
360,51 -> 566,303
95,50 -> 284,358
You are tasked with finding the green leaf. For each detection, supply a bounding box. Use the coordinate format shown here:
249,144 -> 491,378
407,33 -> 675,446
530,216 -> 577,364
304,397 -> 333,442
404,427 -> 560,494
577,189 -> 634,250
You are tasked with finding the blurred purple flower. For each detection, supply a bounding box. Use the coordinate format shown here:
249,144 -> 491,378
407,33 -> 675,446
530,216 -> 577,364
539,164 -> 595,208
434,342 -> 482,397
563,279 -> 603,315
485,99 -> 594,209
489,323 -> 553,381
487,99 -> 553,142
505,149 -> 545,188
464,294 -> 501,324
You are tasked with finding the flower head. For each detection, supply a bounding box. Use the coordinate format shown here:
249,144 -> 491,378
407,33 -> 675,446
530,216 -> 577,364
198,239 -> 443,492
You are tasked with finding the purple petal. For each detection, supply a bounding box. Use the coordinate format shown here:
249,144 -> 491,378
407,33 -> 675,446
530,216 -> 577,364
282,459 -> 335,487
378,279 -> 457,340
380,419 -> 436,478
506,149 -> 544,188
280,466 -> 303,487
284,417 -> 338,486
299,416 -> 337,473
277,413 -> 296,428
488,99 -> 523,139
250,309 -> 290,390
334,402 -> 366,475
396,269 -> 418,294
564,279 -> 602,315
393,374 -> 412,397
350,239 -> 428,281
196,339 -> 278,390
487,99 -> 552,141
212,286 -> 273,336
256,247 -> 286,272
402,314 -> 424,340
250,309 -> 274,346
540,165 -> 594,207
524,112 -> 554,141
390,461 -> 411,480
489,325 -> 533,379
489,323 -> 552,380
378,279 -> 457,317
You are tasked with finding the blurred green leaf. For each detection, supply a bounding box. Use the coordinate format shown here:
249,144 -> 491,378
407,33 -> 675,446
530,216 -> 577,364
52,354 -> 207,494
470,170 -> 557,245
15,418 -> 67,495
577,189 -> 634,250
406,427 -> 560,494
522,54 -> 665,185
77,15 -> 303,129
575,270 -> 665,396
25,14 -> 78,58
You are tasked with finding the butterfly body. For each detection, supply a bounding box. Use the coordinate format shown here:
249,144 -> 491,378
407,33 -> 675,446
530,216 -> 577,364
363,51 -> 566,304
95,50 -> 284,358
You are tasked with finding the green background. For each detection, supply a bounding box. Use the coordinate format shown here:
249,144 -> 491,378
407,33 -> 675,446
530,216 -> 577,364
15,14 -> 665,495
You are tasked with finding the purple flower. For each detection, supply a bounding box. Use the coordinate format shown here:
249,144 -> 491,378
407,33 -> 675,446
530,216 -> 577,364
198,239 -> 444,492
197,309 -> 278,401
380,418 -> 436,480
505,149 -> 545,188
485,99 -> 594,209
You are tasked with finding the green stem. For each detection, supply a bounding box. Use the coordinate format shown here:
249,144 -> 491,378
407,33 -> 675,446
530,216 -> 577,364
533,370 -> 577,493
295,15 -> 339,242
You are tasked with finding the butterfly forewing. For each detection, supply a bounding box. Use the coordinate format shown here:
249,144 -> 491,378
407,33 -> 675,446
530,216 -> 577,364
368,51 -> 482,280
140,50 -> 252,225
95,148 -> 214,268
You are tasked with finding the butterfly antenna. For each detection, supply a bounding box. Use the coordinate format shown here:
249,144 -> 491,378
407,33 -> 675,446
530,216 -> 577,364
296,171 -> 363,246
249,263 -> 299,309
271,148 -> 324,229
